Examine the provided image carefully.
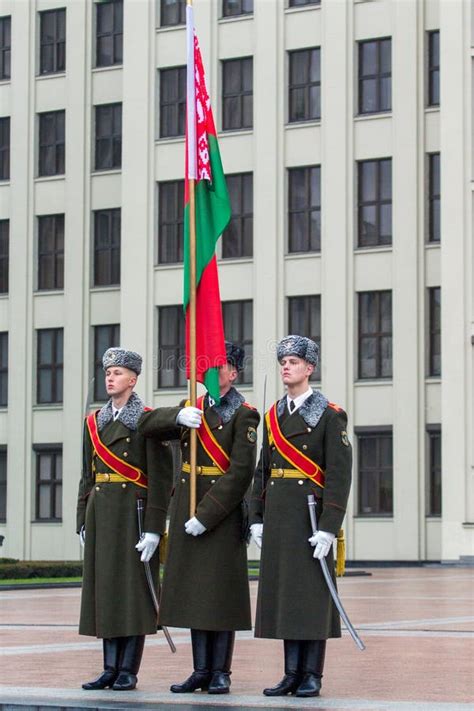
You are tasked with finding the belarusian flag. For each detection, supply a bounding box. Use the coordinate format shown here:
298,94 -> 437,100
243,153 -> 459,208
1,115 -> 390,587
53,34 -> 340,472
184,5 -> 231,402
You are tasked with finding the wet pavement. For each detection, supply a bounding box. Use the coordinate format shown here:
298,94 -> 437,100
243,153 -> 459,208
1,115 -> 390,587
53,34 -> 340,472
0,567 -> 473,710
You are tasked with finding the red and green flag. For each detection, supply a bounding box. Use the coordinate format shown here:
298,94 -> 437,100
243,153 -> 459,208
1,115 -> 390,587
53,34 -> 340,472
184,6 -> 231,402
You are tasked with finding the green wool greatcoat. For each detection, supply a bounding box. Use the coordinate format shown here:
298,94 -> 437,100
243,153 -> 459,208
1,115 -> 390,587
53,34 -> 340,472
139,388 -> 260,631
77,405 -> 173,639
249,391 -> 352,641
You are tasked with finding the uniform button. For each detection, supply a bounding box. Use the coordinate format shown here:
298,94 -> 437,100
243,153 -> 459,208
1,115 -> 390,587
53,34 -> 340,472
197,466 -> 202,474
298,480 -> 304,485
272,463 -> 276,467
278,468 -> 284,477
184,442 -> 188,448
122,483 -> 127,489
271,445 -> 275,451
162,441 -> 169,447
95,486 -> 100,491
307,427 -> 312,433
270,481 -> 274,486
218,425 -> 223,430
181,478 -> 185,483
126,437 -> 131,443
302,444 -> 308,450
123,452 -> 128,457
211,479 -> 216,484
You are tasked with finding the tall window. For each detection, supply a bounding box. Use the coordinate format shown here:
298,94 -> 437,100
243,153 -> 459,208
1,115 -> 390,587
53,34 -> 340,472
428,152 -> 440,243
39,9 -> 66,75
35,447 -> 62,521
0,16 -> 11,81
427,30 -> 440,107
357,429 -> 393,516
427,426 -> 441,516
37,328 -> 63,404
0,448 -> 6,522
38,215 -> 64,291
222,300 -> 253,385
93,209 -> 121,286
222,57 -> 253,131
288,165 -> 320,253
222,0 -> 253,18
0,116 -> 10,180
158,306 -> 185,388
428,287 -> 441,377
358,38 -> 391,115
289,48 -> 320,123
96,0 -> 123,67
95,103 -> 122,171
0,332 -> 7,407
158,181 -> 184,264
160,66 -> 186,138
160,0 -> 186,26
289,0 -> 321,6
38,110 -> 65,177
288,295 -> 321,381
0,220 -> 8,294
358,290 -> 392,379
222,173 -> 253,259
94,324 -> 120,401
357,158 -> 392,247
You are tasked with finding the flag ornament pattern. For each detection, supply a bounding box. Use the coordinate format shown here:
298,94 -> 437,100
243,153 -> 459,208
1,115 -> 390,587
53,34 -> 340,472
184,9 -> 231,403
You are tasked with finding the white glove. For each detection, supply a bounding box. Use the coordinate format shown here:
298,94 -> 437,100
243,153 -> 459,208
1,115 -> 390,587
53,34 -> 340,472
250,523 -> 263,549
176,406 -> 202,429
308,530 -> 335,560
135,532 -> 161,562
79,526 -> 85,548
184,516 -> 206,536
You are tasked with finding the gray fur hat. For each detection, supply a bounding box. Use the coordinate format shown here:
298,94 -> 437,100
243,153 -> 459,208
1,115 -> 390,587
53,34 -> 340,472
277,335 -> 319,366
102,347 -> 142,375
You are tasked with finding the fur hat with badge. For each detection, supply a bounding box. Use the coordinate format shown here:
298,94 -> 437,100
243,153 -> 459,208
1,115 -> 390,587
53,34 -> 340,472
225,341 -> 245,372
102,347 -> 142,375
276,335 -> 319,367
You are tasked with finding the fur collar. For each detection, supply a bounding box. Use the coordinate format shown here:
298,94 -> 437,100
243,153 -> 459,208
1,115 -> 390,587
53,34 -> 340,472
96,392 -> 145,432
277,390 -> 328,428
208,387 -> 245,424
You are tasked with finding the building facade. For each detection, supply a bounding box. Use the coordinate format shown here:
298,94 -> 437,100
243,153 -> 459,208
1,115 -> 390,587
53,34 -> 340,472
0,0 -> 472,563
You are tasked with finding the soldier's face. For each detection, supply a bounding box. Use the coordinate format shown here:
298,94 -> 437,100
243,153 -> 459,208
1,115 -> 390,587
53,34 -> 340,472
218,363 -> 238,394
105,367 -> 137,396
280,356 -> 314,386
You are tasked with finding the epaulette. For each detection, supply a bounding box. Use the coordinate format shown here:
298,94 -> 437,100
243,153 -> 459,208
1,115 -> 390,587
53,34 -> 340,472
242,401 -> 257,411
328,402 -> 344,413
144,406 -> 152,412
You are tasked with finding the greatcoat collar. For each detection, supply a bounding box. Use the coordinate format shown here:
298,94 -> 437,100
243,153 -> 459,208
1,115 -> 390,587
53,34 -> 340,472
276,389 -> 328,429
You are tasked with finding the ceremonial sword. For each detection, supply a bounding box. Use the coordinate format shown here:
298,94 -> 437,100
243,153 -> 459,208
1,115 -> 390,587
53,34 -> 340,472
307,494 -> 365,651
136,499 -> 176,653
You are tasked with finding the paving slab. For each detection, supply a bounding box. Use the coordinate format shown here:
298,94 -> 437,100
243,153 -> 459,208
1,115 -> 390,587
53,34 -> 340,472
0,568 -> 473,711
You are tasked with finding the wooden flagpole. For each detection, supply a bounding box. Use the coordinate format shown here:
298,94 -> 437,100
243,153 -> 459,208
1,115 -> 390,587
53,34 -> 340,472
187,0 -> 197,518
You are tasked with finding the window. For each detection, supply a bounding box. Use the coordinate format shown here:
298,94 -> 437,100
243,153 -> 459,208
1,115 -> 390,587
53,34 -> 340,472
357,429 -> 393,516
37,328 -> 63,404
39,9 -> 66,75
357,158 -> 392,247
427,30 -> 440,107
288,48 -> 320,123
0,116 -> 10,180
428,287 -> 441,377
160,66 -> 186,138
222,57 -> 253,131
96,0 -> 123,68
427,426 -> 441,516
288,295 -> 321,381
93,209 -> 121,286
222,300 -> 253,384
95,103 -> 122,171
288,165 -> 321,253
38,111 -> 65,177
0,448 -> 6,522
358,290 -> 392,379
222,173 -> 253,259
222,0 -> 253,18
158,306 -> 185,388
358,38 -> 391,114
35,447 -> 62,521
94,324 -> 120,401
0,16 -> 11,81
289,0 -> 321,6
158,181 -> 184,264
38,215 -> 64,291
428,153 -> 440,243
0,220 -> 8,294
0,332 -> 7,407
161,0 -> 186,26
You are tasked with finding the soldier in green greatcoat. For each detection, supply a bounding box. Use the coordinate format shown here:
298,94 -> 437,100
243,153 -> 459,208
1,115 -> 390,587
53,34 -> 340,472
139,342 -> 260,695
77,348 -> 173,691
249,335 -> 352,698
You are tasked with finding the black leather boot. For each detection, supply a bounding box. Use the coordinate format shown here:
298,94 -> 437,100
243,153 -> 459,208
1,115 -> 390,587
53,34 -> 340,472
82,637 -> 121,690
170,629 -> 212,693
263,640 -> 302,696
295,640 -> 326,697
112,635 -> 145,690
207,631 -> 235,694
